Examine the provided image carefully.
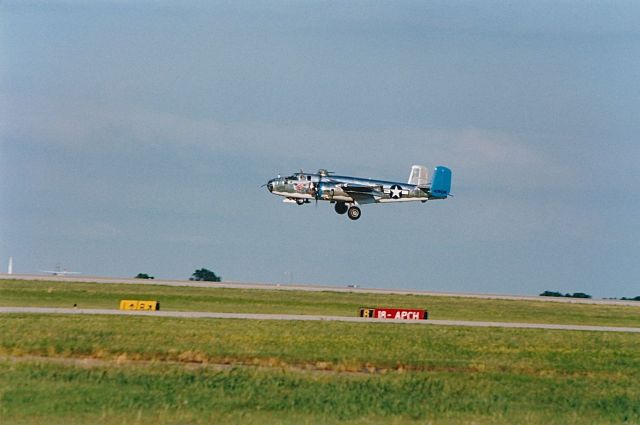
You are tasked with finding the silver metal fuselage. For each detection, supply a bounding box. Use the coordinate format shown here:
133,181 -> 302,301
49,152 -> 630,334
267,173 -> 429,205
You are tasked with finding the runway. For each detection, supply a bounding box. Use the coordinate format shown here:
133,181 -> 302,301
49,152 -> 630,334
1,307 -> 639,333
3,274 -> 639,307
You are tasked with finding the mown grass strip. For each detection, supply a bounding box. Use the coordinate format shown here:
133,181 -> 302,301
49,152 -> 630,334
1,314 -> 639,376
2,279 -> 639,327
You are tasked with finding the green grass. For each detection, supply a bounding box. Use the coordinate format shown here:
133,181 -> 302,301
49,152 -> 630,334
1,315 -> 639,374
1,279 -> 639,424
2,361 -> 638,425
1,279 -> 639,327
1,314 -> 639,424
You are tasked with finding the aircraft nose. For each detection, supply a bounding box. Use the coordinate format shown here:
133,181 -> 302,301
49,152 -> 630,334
267,180 -> 274,192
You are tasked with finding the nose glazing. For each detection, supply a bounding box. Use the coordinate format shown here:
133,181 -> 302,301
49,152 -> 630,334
267,180 -> 274,192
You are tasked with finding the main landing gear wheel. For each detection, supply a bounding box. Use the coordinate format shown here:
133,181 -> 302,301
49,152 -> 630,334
334,202 -> 348,215
347,206 -> 361,220
296,199 -> 305,205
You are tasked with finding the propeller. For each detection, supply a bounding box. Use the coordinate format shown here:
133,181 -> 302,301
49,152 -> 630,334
315,172 -> 322,207
313,169 -> 336,207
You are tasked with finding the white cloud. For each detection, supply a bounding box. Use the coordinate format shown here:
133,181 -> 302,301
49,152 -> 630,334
3,95 -> 576,193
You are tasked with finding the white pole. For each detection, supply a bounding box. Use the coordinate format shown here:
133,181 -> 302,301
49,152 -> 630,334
8,257 -> 13,274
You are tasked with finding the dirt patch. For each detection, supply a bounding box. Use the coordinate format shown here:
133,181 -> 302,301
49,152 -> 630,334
0,354 -> 398,376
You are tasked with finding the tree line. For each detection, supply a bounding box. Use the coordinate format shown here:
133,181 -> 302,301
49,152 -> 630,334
540,290 -> 640,301
130,274 -> 639,300
134,268 -> 221,282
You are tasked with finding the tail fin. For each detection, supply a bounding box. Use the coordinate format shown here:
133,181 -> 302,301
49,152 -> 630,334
429,166 -> 451,199
408,165 -> 429,188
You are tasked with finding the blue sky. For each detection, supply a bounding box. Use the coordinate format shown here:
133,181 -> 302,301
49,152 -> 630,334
1,1 -> 639,297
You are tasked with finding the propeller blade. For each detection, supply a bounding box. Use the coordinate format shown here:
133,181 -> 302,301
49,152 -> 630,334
315,173 -> 322,206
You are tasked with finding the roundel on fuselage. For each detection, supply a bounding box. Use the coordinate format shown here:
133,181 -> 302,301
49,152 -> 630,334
389,185 -> 403,199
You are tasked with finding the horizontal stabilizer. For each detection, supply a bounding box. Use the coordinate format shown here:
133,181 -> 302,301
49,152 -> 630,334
429,166 -> 451,199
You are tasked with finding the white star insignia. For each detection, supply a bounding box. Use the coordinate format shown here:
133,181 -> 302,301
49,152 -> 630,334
390,186 -> 403,199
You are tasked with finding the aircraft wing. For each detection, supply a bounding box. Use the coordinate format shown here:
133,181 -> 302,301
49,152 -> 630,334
340,184 -> 384,204
41,270 -> 81,275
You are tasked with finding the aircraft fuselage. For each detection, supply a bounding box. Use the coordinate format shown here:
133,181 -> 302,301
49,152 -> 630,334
265,166 -> 452,220
268,174 -> 428,204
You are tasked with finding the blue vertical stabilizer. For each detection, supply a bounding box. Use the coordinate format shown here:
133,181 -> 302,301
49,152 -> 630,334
430,166 -> 451,198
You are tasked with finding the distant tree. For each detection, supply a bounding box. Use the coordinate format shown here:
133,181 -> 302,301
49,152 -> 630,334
568,292 -> 592,299
540,290 -> 564,297
190,268 -> 221,282
135,273 -> 154,279
540,290 -> 592,299
621,296 -> 640,301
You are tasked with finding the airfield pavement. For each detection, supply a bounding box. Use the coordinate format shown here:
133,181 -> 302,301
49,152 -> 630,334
1,306 -> 639,333
2,274 -> 638,307
2,274 -> 639,333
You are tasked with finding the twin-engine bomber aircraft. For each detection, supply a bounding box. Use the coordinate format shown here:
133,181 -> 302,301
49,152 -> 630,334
265,165 -> 452,220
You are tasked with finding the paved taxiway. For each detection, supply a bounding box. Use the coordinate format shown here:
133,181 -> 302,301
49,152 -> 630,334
3,274 -> 639,307
1,307 -> 639,333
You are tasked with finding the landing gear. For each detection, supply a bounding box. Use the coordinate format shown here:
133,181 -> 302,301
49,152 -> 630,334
334,202 -> 348,215
347,206 -> 361,220
296,199 -> 306,205
334,202 -> 360,220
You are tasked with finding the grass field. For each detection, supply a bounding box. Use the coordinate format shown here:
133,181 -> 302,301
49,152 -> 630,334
1,279 -> 639,424
1,279 -> 639,327
1,315 -> 639,424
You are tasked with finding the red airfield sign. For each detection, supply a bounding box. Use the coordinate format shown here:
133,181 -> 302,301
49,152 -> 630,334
359,307 -> 428,320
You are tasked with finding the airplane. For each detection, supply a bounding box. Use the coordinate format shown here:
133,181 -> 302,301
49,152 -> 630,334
40,265 -> 81,276
265,165 -> 452,220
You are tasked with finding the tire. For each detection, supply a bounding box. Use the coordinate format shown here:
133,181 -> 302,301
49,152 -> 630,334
334,202 -> 348,215
296,199 -> 305,205
347,206 -> 361,220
